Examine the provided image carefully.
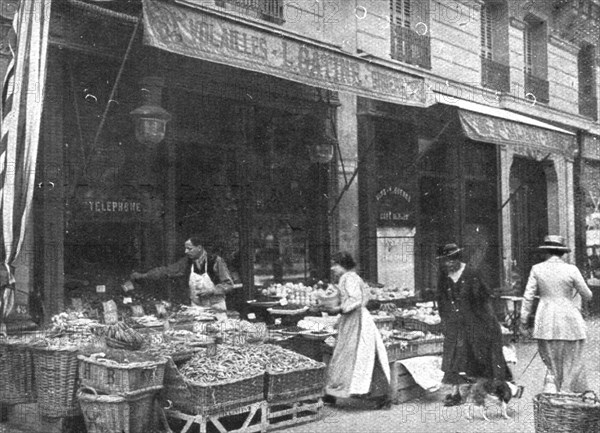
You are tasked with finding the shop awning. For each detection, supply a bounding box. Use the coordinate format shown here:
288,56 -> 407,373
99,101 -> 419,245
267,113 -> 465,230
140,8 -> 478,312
140,0 -> 428,108
436,96 -> 577,157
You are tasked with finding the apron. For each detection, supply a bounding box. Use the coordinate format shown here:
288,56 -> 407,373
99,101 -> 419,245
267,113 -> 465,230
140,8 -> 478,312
189,261 -> 227,319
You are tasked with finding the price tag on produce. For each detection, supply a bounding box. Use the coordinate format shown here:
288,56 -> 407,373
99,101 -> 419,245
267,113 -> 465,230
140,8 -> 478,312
123,297 -> 133,305
155,303 -> 167,317
71,298 -> 83,311
131,305 -> 145,317
102,300 -> 119,325
247,313 -> 256,320
96,285 -> 106,293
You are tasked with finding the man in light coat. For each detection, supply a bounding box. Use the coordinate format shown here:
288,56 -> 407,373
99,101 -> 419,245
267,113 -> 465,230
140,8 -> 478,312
520,235 -> 593,393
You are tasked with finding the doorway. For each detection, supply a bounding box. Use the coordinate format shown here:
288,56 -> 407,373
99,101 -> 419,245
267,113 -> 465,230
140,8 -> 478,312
510,157 -> 549,293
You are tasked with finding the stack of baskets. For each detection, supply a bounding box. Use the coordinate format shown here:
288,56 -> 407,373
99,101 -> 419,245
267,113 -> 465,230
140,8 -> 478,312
533,391 -> 600,433
77,350 -> 168,433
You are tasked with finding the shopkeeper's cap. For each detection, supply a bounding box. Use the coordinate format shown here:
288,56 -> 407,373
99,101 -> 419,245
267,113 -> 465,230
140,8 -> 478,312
436,243 -> 462,259
538,235 -> 571,252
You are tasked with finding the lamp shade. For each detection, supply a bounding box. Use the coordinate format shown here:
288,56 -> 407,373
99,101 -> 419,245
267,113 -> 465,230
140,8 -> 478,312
130,103 -> 172,146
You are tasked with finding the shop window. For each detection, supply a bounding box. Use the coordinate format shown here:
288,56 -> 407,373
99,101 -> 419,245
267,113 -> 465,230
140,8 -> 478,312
390,0 -> 431,69
581,160 -> 600,281
578,44 -> 598,120
523,14 -> 549,103
214,0 -> 285,24
249,112 -> 331,285
480,1 -> 510,93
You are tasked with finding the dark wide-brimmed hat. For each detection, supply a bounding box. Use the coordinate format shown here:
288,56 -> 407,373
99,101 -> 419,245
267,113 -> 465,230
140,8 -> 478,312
538,235 -> 571,253
436,243 -> 462,259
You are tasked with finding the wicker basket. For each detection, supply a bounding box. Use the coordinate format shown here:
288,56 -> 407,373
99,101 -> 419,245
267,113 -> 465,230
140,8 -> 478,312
161,358 -> 264,416
265,363 -> 326,402
386,341 -> 419,362
31,345 -> 80,417
401,317 -> 442,334
78,353 -> 168,394
372,316 -> 395,332
0,341 -> 36,404
78,385 -> 162,433
534,391 -> 600,433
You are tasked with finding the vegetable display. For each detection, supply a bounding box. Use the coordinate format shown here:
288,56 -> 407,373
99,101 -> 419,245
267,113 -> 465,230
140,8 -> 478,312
179,344 -> 322,384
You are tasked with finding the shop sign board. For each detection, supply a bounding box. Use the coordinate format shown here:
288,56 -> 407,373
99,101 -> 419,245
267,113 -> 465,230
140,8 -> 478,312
458,110 -> 576,157
74,189 -> 152,222
376,227 -> 415,293
375,185 -> 415,227
142,0 -> 427,107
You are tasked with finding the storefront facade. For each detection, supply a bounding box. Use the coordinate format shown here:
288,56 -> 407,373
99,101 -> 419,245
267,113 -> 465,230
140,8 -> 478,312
1,0 -> 596,327
6,0 -> 431,324
357,94 -> 577,298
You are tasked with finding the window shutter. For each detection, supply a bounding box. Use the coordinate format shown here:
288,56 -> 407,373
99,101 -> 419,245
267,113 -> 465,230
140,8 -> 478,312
480,4 -> 492,59
391,0 -> 410,27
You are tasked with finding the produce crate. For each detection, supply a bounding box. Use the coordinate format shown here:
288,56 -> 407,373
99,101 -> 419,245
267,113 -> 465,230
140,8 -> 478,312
264,363 -> 326,402
386,341 -> 419,362
78,385 -> 163,433
414,337 -> 444,357
31,345 -> 80,417
165,401 -> 266,433
0,341 -> 36,404
78,352 -> 168,394
162,358 -> 265,416
266,393 -> 323,431
400,317 -> 442,334
372,316 -> 395,332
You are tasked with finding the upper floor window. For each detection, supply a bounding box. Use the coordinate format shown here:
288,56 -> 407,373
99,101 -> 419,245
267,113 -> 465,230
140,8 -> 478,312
390,0 -> 431,69
215,0 -> 285,25
578,44 -> 598,120
480,1 -> 509,93
523,14 -> 549,103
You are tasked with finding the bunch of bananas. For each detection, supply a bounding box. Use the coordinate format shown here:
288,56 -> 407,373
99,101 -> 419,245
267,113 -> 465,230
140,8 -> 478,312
104,321 -> 145,350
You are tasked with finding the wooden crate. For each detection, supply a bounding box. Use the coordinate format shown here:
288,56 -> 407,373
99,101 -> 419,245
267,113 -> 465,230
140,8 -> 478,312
266,393 -> 323,431
165,401 -> 266,433
389,362 -> 425,404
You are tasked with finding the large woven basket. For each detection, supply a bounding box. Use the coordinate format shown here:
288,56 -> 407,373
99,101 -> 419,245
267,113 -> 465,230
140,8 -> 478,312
534,391 -> 600,433
0,341 -> 36,404
265,363 -> 326,402
31,345 -> 80,417
78,352 -> 168,394
78,385 -> 162,433
161,358 -> 264,416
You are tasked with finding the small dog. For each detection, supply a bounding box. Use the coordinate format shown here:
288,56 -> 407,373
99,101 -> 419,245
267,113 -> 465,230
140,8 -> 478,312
464,378 -> 524,421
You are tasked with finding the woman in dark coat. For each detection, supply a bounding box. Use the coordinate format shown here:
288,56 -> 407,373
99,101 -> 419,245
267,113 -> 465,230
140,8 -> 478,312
435,243 -> 512,406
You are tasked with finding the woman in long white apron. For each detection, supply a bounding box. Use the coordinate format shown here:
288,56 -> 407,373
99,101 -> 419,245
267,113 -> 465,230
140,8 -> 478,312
324,252 -> 391,409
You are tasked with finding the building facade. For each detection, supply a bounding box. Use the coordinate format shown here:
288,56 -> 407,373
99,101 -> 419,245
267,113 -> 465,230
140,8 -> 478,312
0,0 -> 598,325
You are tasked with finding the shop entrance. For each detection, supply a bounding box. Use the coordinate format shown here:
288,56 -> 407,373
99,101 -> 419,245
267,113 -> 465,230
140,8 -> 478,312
510,157 -> 549,293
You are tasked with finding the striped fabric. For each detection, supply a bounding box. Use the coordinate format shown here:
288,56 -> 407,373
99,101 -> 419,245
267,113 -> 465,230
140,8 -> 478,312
0,0 -> 52,333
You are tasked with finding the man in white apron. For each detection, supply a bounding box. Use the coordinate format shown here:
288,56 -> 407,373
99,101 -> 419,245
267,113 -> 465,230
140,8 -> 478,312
131,235 -> 234,317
